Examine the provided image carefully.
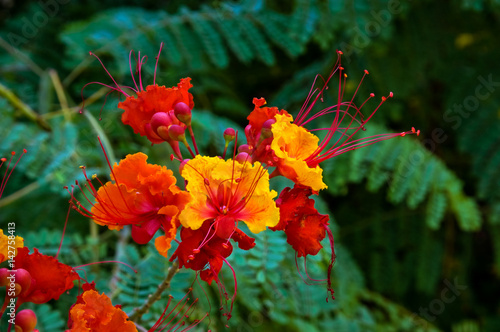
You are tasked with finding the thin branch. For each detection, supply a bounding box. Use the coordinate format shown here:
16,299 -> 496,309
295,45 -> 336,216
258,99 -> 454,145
0,37 -> 44,76
0,83 -> 51,131
48,69 -> 72,122
128,260 -> 180,323
0,182 -> 40,208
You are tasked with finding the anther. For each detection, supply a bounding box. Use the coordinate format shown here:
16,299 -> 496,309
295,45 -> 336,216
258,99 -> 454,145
364,70 -> 369,75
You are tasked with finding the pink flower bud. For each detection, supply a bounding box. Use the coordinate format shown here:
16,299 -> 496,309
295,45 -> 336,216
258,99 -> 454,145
13,268 -> 32,297
238,144 -> 252,154
150,112 -> 172,133
223,128 -> 236,142
15,309 -> 37,332
155,126 -> 171,141
261,119 -> 275,138
174,102 -> 192,126
168,125 -> 186,142
235,152 -> 250,164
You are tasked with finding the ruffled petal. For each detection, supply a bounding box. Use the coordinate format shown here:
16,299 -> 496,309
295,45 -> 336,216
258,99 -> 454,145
14,248 -> 79,305
67,287 -> 137,332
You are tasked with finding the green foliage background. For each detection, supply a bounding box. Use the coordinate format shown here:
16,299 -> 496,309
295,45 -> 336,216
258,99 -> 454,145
0,0 -> 499,331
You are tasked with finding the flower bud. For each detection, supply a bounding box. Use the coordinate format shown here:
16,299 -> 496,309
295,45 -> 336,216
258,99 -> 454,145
13,268 -> 32,297
174,102 -> 192,126
15,309 -> 37,332
235,152 -> 250,164
223,128 -> 236,143
150,112 -> 172,133
155,126 -> 171,141
0,268 -> 32,297
261,119 -> 275,139
150,112 -> 176,141
238,144 -> 252,154
168,125 -> 186,142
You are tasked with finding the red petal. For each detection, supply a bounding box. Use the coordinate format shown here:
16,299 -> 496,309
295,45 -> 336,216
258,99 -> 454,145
231,228 -> 256,250
14,247 -> 79,304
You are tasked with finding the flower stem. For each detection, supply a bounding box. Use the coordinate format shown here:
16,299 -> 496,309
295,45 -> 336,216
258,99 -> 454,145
128,260 -> 180,323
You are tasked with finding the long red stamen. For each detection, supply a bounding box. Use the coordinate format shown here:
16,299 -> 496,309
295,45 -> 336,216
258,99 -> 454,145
89,52 -> 131,97
0,149 -> 27,199
220,256 -> 237,321
154,43 -> 164,87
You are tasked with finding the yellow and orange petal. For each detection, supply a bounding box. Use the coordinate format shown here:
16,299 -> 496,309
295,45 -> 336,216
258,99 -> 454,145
270,114 -> 327,192
67,288 -> 137,332
0,229 -> 23,263
119,78 -> 194,141
179,155 -> 279,233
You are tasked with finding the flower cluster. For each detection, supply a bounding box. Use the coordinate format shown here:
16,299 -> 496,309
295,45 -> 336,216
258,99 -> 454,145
0,45 -> 419,331
68,45 -> 419,323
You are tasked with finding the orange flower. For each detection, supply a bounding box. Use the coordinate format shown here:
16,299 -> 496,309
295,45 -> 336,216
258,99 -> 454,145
0,229 -> 24,263
67,282 -> 137,332
69,152 -> 190,258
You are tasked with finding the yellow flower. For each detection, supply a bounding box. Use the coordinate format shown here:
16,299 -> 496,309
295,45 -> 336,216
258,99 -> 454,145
270,114 -> 327,192
0,229 -> 24,263
179,155 -> 279,233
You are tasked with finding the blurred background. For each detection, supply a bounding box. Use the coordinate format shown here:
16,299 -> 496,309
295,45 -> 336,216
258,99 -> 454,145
0,0 -> 499,331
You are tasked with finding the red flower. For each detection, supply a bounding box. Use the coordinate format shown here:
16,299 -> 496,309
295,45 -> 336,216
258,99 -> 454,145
171,221 -> 255,284
271,186 -> 336,300
13,247 -> 80,305
171,220 -> 255,320
84,44 -> 195,157
118,79 -> 194,149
